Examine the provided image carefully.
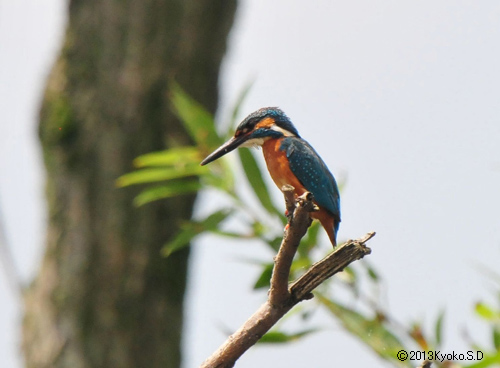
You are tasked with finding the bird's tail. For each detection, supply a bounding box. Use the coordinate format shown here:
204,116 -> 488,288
314,211 -> 338,248
324,224 -> 337,248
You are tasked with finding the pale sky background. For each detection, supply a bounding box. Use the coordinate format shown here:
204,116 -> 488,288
1,1 -> 500,367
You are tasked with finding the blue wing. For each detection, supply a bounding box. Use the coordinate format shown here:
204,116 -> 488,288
280,137 -> 341,229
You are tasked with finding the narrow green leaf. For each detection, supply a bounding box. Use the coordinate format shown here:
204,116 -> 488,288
117,165 -> 207,187
367,267 -> 379,282
162,209 -> 233,257
133,181 -> 202,206
266,236 -> 283,252
203,162 -> 235,192
464,350 -> 500,368
475,302 -> 500,321
435,309 -> 445,347
318,294 -> 409,366
290,256 -> 314,278
253,263 -> 274,289
258,331 -> 292,344
493,327 -> 500,350
363,260 -> 380,283
170,82 -> 222,149
197,209 -> 235,233
238,148 -> 282,216
341,266 -> 357,284
338,266 -> 359,297
252,221 -> 271,238
162,228 -> 196,257
210,229 -> 246,238
258,328 -> 318,344
133,147 -> 201,167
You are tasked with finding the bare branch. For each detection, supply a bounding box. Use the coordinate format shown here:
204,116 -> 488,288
269,188 -> 313,305
290,232 -> 374,301
200,191 -> 375,368
282,184 -> 296,221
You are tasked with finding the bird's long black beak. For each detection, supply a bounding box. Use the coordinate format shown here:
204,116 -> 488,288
200,134 -> 250,166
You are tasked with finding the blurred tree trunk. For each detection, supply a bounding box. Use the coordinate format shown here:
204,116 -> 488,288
22,1 -> 236,367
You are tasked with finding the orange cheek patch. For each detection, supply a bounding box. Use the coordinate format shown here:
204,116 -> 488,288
256,117 -> 275,129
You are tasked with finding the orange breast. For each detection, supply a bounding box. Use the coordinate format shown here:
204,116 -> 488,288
262,138 -> 306,195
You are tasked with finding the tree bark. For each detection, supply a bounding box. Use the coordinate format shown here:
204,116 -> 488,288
22,1 -> 237,367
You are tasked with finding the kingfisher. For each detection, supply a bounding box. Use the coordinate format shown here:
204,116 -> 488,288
200,107 -> 341,247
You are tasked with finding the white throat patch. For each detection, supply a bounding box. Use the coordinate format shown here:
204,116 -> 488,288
240,137 -> 265,148
270,125 -> 296,137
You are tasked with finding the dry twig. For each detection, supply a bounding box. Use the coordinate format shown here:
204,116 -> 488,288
200,186 -> 375,368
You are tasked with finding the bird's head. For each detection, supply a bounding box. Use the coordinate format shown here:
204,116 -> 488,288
201,107 -> 299,165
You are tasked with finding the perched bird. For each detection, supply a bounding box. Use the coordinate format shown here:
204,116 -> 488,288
201,107 -> 341,247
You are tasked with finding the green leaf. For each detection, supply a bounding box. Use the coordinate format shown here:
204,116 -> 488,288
162,209 -> 233,257
435,309 -> 445,347
266,236 -> 283,252
253,263 -> 274,289
162,227 -> 197,257
318,294 -> 409,366
290,256 -> 314,278
117,165 -> 207,187
210,229 -> 247,238
253,251 -> 314,290
259,329 -> 318,344
133,181 -> 201,206
338,265 -> 357,288
203,161 -> 235,192
238,148 -> 282,216
364,261 -> 380,282
170,82 -> 222,150
475,302 -> 500,321
464,350 -> 500,368
133,147 -> 201,167
493,327 -> 500,350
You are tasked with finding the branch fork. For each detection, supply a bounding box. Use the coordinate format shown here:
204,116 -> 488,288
201,185 -> 375,368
